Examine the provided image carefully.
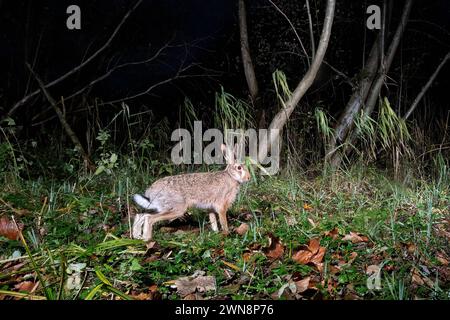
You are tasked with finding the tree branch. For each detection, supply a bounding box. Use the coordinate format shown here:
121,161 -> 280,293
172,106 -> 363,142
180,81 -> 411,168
404,51 -> 450,120
5,0 -> 143,119
238,0 -> 259,103
26,63 -> 95,171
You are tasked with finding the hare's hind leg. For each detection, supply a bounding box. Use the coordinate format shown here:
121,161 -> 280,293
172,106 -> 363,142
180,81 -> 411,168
132,214 -> 152,240
143,206 -> 187,239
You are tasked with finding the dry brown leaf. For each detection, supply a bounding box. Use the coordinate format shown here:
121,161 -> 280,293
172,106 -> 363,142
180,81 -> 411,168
243,252 -> 253,262
411,268 -> 434,288
324,227 -> 339,239
174,273 -> 216,297
14,281 -> 36,293
292,250 -> 314,264
329,265 -> 341,275
292,239 -> 326,271
145,241 -> 156,250
132,292 -> 152,300
263,234 -> 284,260
295,277 -> 311,293
406,243 -> 417,253
411,268 -> 425,286
366,265 -> 382,290
436,252 -> 449,266
347,252 -> 358,264
308,238 -> 320,255
342,231 -> 368,243
0,216 -> 23,240
310,247 -> 326,265
235,223 -> 249,236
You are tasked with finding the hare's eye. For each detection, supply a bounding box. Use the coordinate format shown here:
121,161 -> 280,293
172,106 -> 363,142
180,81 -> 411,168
237,165 -> 242,170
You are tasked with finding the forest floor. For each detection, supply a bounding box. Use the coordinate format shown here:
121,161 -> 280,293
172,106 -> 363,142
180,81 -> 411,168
0,166 -> 449,300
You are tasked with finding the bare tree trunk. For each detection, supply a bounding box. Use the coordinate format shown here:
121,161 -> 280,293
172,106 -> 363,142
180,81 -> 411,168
325,41 -> 380,160
26,64 -> 95,172
330,0 -> 413,168
258,0 -> 335,162
238,0 -> 259,104
403,51 -> 450,120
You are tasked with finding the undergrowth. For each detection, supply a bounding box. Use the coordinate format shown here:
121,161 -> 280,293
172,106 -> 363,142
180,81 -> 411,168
0,161 -> 448,300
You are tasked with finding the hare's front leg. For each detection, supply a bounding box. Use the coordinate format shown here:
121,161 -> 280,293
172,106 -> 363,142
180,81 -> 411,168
208,212 -> 219,232
217,207 -> 229,234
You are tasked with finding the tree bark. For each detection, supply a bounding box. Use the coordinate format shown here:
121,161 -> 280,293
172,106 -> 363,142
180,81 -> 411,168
258,0 -> 335,163
325,41 -> 379,160
238,0 -> 259,104
329,0 -> 413,168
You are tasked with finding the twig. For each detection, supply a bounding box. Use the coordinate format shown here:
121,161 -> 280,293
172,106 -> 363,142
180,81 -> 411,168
26,63 -> 95,171
5,0 -> 143,119
268,0 -> 310,67
403,52 -> 450,120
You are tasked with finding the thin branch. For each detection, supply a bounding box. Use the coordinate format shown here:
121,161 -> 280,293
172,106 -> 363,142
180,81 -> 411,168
268,0 -> 311,67
26,63 -> 95,171
65,42 -> 171,101
305,0 -> 316,59
404,52 -> 450,120
6,0 -> 143,119
99,63 -> 203,105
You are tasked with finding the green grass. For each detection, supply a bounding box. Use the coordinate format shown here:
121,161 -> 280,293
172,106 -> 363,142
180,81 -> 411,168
0,164 -> 449,300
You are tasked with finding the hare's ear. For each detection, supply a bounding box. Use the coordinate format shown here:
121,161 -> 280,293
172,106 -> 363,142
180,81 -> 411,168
221,144 -> 235,164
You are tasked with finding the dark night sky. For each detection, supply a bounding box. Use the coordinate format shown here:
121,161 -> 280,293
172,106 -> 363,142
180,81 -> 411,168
0,0 -> 449,124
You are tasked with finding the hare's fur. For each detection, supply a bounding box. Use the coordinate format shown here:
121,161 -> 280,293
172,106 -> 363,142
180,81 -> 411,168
132,144 -> 250,241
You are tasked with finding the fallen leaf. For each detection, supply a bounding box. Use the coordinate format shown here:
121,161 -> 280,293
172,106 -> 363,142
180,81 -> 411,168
295,277 -> 311,293
292,239 -> 326,271
235,223 -> 249,236
411,268 -> 424,286
310,247 -> 326,265
292,250 -> 313,264
263,234 -> 285,260
14,281 -> 36,293
0,216 -> 23,240
347,252 -> 358,264
285,216 -> 297,226
173,271 -> 216,297
146,241 -> 156,250
324,227 -> 339,239
436,252 -> 449,266
366,265 -> 382,290
342,231 -> 368,243
133,292 -> 152,300
243,252 -> 253,262
406,243 -> 417,253
308,239 -> 321,255
411,268 -> 434,288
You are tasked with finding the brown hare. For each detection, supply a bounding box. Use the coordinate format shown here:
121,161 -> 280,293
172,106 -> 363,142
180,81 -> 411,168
132,144 -> 250,241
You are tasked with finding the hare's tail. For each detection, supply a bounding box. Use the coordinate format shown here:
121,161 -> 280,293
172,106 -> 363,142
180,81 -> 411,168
133,194 -> 158,211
